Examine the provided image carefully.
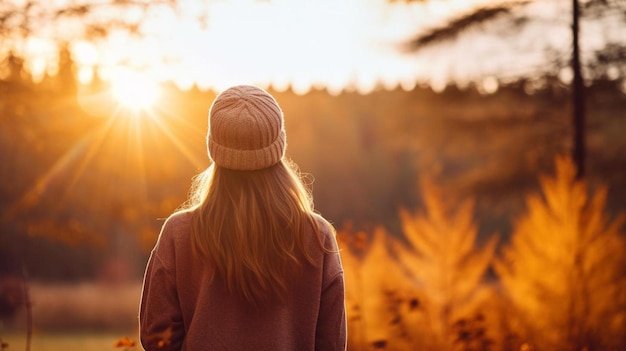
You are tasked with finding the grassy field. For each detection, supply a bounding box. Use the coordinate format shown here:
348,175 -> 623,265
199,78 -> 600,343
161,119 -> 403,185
1,282 -> 142,350
1,332 -> 138,351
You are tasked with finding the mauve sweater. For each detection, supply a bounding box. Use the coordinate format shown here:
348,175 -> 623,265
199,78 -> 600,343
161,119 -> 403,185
139,210 -> 347,351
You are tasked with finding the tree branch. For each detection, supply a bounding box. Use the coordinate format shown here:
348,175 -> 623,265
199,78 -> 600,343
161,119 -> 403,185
403,3 -> 530,51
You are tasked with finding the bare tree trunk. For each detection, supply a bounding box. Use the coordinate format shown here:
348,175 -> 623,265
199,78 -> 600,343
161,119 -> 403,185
22,266 -> 32,351
572,0 -> 586,179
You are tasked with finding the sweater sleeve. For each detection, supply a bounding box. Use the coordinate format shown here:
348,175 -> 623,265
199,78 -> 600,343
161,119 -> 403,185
139,233 -> 185,350
316,271 -> 347,351
315,220 -> 347,351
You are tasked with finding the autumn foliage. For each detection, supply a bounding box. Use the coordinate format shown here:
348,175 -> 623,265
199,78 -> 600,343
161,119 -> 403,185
339,157 -> 626,351
496,157 -> 626,351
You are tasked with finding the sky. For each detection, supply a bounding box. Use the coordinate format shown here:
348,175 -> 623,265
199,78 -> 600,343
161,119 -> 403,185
4,0 -> 626,94
69,0 -> 496,94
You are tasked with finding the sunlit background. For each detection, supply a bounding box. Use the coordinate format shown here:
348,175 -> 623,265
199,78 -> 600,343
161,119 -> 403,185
5,0 -> 626,94
1,0 -> 625,350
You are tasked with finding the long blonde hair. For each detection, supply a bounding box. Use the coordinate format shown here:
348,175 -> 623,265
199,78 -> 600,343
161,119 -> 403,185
185,159 -> 327,305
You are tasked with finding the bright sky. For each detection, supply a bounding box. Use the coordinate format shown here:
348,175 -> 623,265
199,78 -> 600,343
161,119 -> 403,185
86,0 -> 495,94
5,0 -> 626,94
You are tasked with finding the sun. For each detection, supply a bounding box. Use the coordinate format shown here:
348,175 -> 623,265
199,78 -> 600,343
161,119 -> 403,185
110,69 -> 160,111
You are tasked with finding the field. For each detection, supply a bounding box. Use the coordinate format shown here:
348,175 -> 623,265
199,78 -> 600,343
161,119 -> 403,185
1,282 -> 141,350
2,332 -> 137,351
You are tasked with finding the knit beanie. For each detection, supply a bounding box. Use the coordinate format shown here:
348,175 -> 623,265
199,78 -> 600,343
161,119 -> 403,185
207,85 -> 286,171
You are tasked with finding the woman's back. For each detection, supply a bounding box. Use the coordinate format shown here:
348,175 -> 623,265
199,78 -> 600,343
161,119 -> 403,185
140,211 -> 345,350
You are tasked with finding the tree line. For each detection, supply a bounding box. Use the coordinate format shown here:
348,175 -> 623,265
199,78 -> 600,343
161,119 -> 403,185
1,49 -> 625,282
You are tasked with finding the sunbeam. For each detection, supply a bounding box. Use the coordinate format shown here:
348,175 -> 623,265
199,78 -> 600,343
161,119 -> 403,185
2,129 -> 95,222
148,106 -> 208,172
63,112 -> 123,194
1,104 -> 142,225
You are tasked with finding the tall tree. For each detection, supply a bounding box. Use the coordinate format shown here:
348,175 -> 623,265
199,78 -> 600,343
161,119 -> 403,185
403,0 -> 626,179
338,227 -> 425,351
495,156 -> 626,351
393,179 -> 498,351
571,0 -> 585,179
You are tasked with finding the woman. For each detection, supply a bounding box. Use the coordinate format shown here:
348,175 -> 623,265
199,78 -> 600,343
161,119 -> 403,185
139,85 -> 346,351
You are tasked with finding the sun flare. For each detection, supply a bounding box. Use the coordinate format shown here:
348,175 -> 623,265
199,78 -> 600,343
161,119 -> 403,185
110,69 -> 160,111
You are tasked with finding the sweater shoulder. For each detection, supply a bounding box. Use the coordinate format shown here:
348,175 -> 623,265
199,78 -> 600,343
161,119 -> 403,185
165,209 -> 193,228
310,213 -> 343,282
153,210 -> 193,260
311,213 -> 338,251
160,210 -> 193,239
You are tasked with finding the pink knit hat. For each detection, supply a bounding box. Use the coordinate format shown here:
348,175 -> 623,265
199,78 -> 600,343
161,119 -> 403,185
207,85 -> 286,171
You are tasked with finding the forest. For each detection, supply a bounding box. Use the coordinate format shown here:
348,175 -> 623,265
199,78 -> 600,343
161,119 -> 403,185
0,47 -> 625,350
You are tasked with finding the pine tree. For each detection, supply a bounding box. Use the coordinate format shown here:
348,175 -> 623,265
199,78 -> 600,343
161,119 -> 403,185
338,226 -> 425,351
496,156 -> 626,351
393,179 -> 497,351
